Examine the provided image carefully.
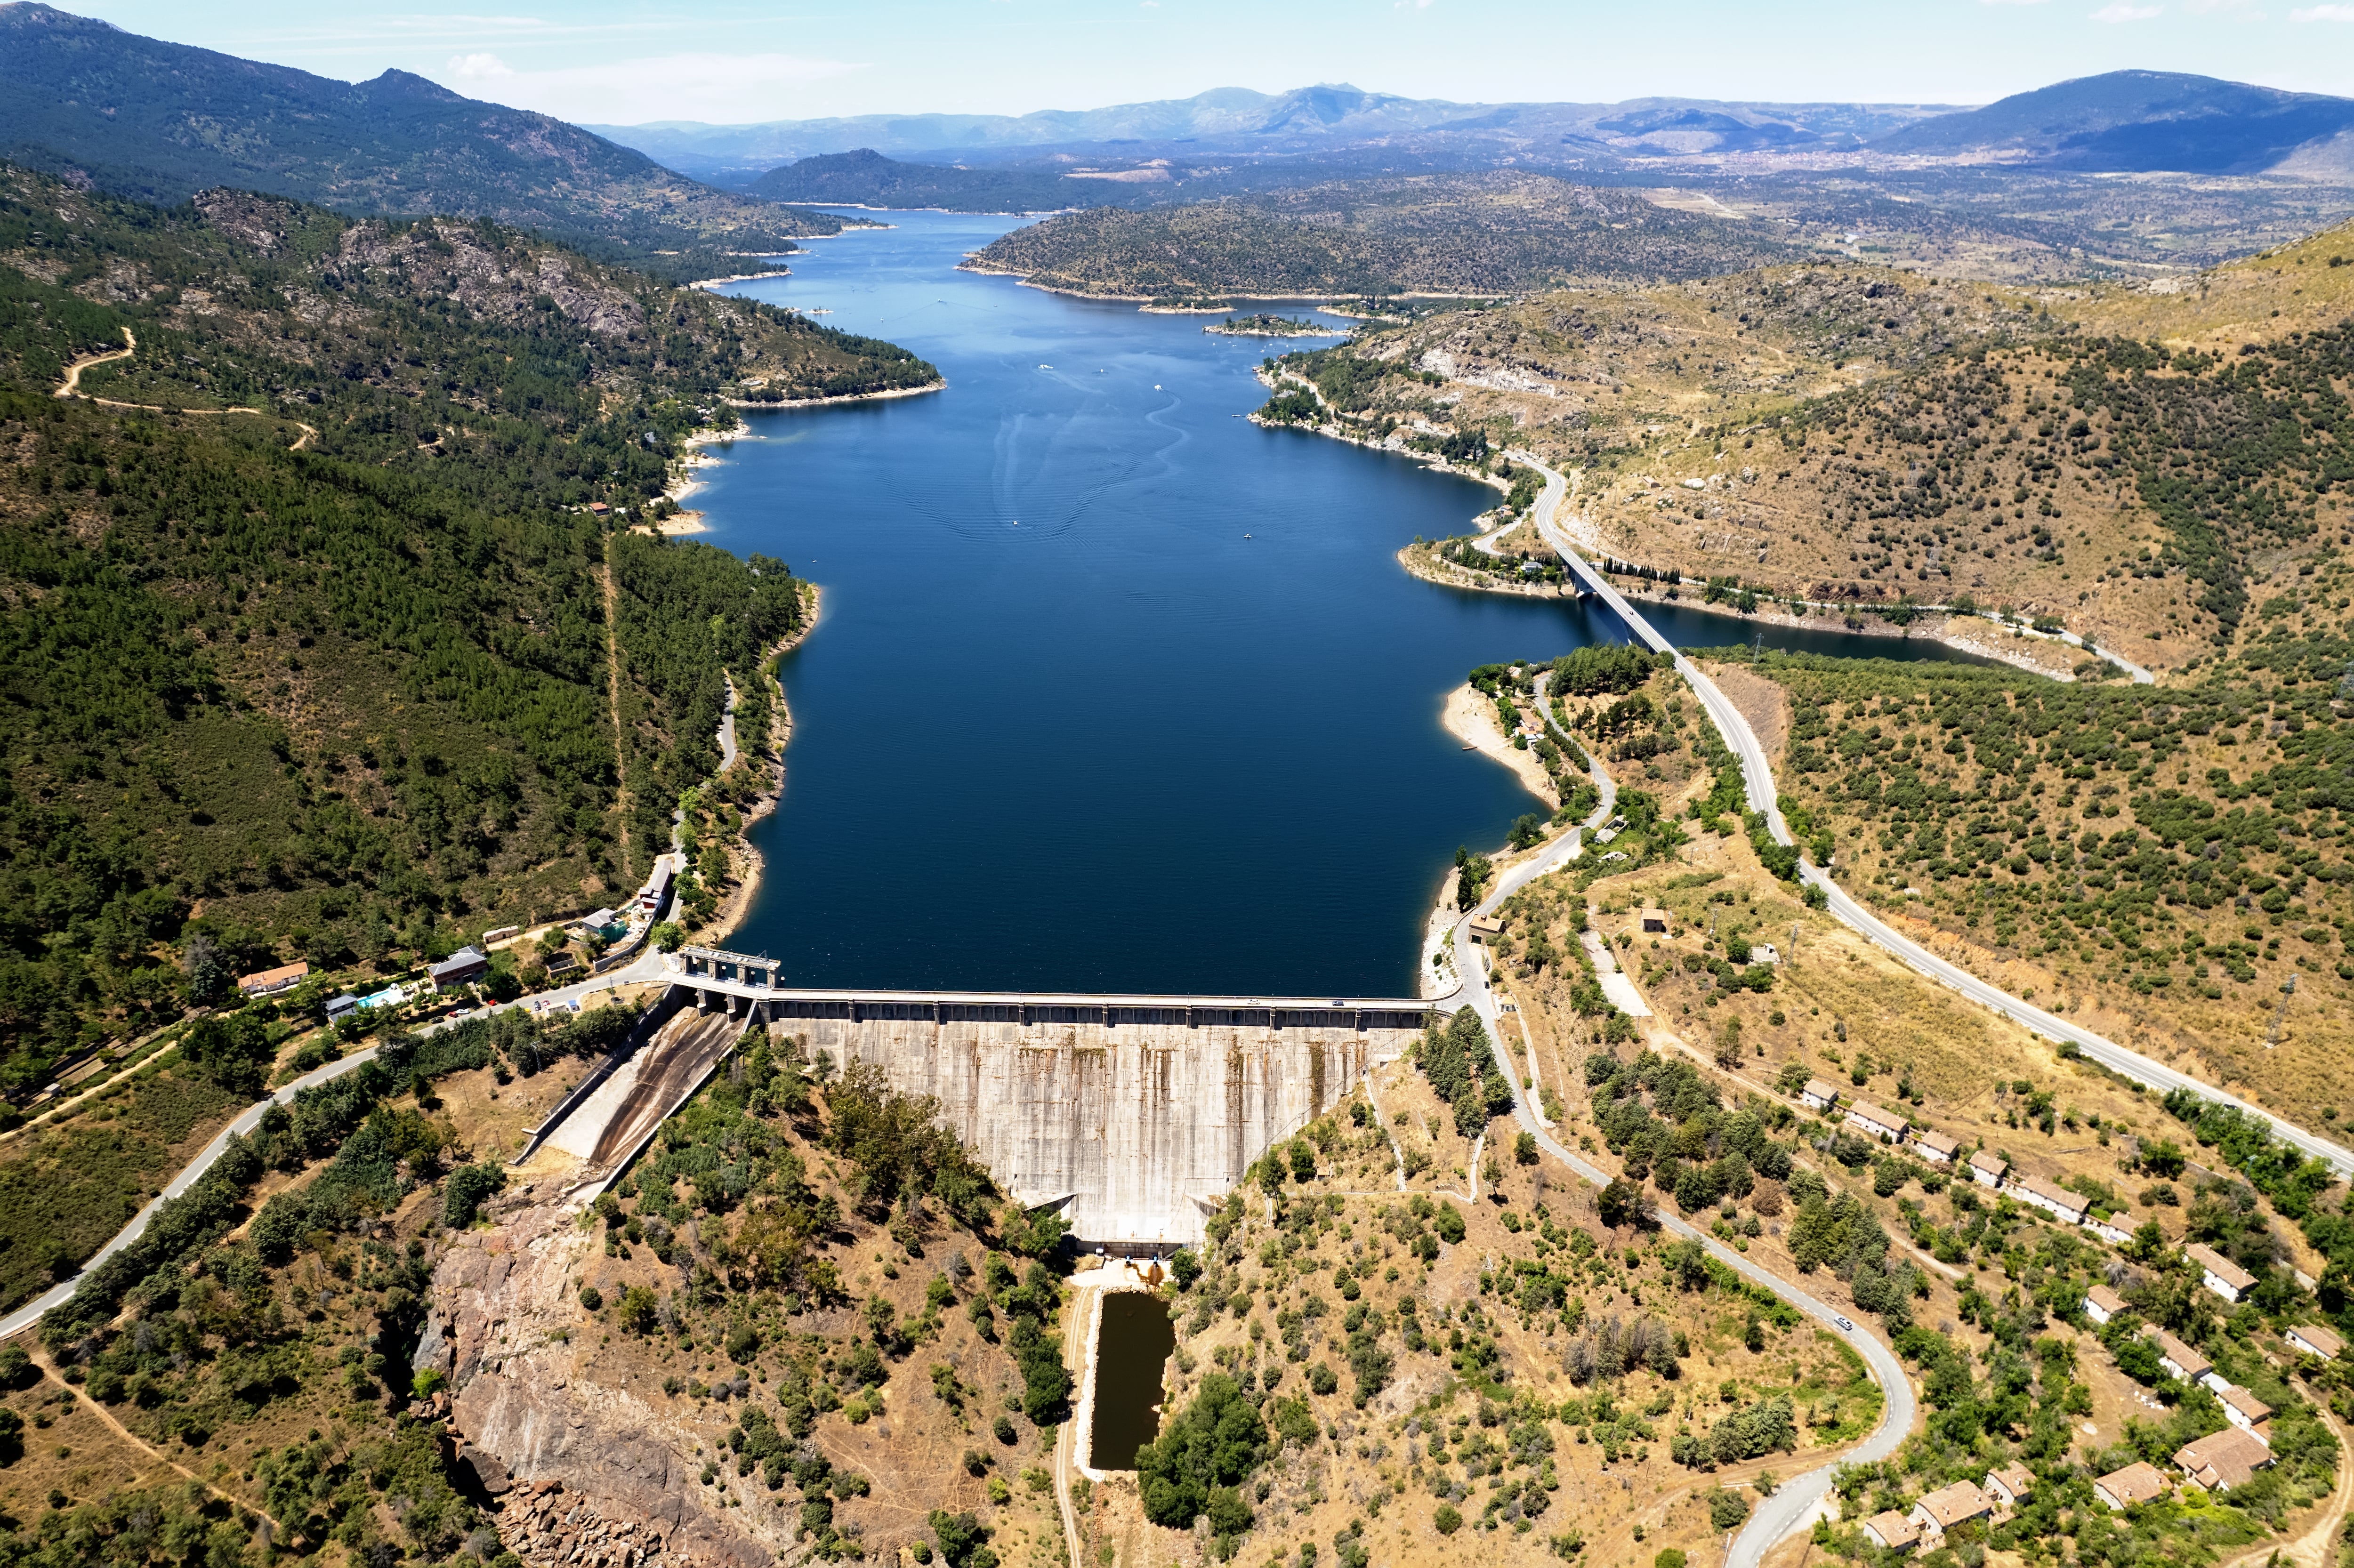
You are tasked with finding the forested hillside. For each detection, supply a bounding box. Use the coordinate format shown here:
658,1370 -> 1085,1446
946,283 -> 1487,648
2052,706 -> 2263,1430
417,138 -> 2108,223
747,149 -> 1091,213
0,3 -> 844,281
967,173 -> 1795,298
0,163 -> 935,1092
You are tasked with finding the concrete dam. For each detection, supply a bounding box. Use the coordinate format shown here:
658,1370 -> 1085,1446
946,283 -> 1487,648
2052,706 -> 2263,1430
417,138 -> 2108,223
540,947 -> 1433,1247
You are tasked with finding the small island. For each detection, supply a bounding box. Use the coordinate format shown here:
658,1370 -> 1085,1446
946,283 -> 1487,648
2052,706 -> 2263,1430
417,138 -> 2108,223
1204,313 -> 1347,338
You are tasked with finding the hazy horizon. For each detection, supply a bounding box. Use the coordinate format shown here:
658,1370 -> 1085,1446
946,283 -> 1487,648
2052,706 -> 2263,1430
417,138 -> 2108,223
39,0 -> 2353,130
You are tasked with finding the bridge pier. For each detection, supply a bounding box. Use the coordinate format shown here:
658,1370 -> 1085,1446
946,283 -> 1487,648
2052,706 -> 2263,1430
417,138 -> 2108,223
696,988 -> 710,1013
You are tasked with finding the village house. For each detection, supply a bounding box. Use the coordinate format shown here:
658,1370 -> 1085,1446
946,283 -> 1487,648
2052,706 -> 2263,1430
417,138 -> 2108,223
1862,1512 -> 1921,1552
1800,1078 -> 1841,1113
2082,1284 -> 2125,1326
426,946 -> 489,992
2093,1461 -> 2168,1511
2175,1427 -> 2274,1493
1970,1149 -> 2008,1189
2286,1322 -> 2345,1363
2011,1173 -> 2091,1226
2085,1206 -> 2136,1246
1844,1098 -> 1911,1143
2218,1385 -> 2273,1441
1982,1463 -> 2033,1512
1910,1128 -> 1959,1165
2146,1327 -> 2211,1385
1908,1481 -> 1992,1541
237,960 -> 310,997
2184,1242 -> 2257,1304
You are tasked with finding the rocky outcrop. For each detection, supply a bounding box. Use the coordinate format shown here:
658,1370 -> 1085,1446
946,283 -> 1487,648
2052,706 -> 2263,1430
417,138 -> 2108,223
421,1190 -> 775,1568
495,1478 -> 764,1568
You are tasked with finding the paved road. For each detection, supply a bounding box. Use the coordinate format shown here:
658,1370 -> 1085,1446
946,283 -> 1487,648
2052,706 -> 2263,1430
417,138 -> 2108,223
0,1045 -> 385,1340
1510,453 -> 2354,1182
1432,811 -> 1914,1568
1418,460 -> 1918,1565
0,951 -> 672,1344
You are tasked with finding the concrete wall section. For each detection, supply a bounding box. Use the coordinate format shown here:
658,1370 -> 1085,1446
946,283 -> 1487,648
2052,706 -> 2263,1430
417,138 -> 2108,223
763,1001 -> 1425,1246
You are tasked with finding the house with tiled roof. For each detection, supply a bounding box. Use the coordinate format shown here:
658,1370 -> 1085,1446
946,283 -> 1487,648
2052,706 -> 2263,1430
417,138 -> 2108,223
2145,1327 -> 2211,1384
2184,1242 -> 2257,1303
2093,1461 -> 2168,1511
2012,1173 -> 2090,1226
1862,1511 -> 1920,1551
2175,1427 -> 2273,1493
2287,1322 -> 2345,1363
1983,1463 -> 2033,1511
1844,1098 -> 1911,1143
1910,1128 -> 1959,1164
1908,1481 -> 1991,1540
2219,1385 -> 2273,1441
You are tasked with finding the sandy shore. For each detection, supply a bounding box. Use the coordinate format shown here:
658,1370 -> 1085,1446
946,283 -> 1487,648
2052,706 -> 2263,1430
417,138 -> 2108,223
1443,683 -> 1558,807
722,380 -> 945,411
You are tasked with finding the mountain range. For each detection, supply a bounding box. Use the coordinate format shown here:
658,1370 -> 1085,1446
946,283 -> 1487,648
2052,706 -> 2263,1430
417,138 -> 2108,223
591,85 -> 1963,183
597,72 -> 2354,189
0,1 -> 838,276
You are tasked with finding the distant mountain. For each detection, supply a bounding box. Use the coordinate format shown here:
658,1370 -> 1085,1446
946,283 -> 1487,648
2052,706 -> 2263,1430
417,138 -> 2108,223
589,87 -> 1959,182
746,150 -> 1090,213
0,2 -> 837,274
1871,70 -> 2354,175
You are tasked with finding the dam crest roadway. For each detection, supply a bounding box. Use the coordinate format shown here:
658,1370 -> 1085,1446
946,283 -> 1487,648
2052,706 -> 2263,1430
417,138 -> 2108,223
521,946 -> 1435,1250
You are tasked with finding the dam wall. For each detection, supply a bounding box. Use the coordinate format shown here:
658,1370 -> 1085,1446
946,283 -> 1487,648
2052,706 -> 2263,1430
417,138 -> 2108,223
751,995 -> 1429,1246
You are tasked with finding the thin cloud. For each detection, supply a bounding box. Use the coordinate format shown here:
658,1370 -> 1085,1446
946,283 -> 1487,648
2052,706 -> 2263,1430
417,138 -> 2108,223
432,50 -> 866,123
2292,2 -> 2354,16
2090,1 -> 2163,17
447,52 -> 515,80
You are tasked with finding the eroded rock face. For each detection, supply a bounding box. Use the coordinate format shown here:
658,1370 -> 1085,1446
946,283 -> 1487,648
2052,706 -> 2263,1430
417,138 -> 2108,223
422,1192 -> 774,1568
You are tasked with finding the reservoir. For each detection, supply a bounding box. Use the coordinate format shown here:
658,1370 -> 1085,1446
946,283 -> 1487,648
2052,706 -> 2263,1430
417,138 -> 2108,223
700,212 -> 1979,996
1089,1291 -> 1177,1471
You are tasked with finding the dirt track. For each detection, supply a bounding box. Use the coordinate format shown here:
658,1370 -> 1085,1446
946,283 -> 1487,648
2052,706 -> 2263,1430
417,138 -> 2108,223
585,1009 -> 739,1170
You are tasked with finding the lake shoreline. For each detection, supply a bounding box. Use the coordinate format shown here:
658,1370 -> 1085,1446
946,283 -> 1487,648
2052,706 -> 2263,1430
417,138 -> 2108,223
723,380 -> 947,411
1265,405 -> 2093,685
700,586 -> 822,950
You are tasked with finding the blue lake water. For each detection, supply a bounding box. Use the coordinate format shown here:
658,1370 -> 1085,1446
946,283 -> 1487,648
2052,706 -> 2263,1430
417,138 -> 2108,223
698,212 -> 1971,997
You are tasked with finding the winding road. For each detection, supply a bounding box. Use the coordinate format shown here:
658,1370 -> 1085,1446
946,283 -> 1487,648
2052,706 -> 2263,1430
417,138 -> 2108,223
55,325 -> 319,448
1508,453 -> 2354,1182
1431,702 -> 1914,1568
0,949 -> 672,1344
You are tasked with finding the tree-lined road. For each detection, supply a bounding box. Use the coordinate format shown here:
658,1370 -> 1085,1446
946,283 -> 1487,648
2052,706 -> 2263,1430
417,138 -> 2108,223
1509,453 -> 2354,1182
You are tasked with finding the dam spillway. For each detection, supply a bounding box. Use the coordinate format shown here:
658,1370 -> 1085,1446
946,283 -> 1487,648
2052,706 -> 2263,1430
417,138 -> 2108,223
660,950 -> 1432,1246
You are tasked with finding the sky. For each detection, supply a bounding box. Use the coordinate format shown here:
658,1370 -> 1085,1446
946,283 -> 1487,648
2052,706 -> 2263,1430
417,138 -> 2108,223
56,0 -> 2354,128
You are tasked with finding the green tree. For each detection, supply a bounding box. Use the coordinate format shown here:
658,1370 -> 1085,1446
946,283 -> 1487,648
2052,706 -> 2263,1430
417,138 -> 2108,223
1136,1374 -> 1268,1529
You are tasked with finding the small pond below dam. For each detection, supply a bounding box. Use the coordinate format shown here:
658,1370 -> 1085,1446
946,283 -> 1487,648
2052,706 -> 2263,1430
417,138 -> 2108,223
1089,1291 -> 1177,1472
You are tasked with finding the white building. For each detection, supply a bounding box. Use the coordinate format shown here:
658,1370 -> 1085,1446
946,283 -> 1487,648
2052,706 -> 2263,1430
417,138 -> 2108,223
2219,1385 -> 2273,1442
2011,1174 -> 2090,1226
1970,1150 -> 2008,1189
1910,1128 -> 1959,1165
1800,1077 -> 1841,1113
2286,1322 -> 2345,1363
2184,1242 -> 2256,1304
1845,1098 -> 1911,1143
2083,1284 -> 2125,1326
